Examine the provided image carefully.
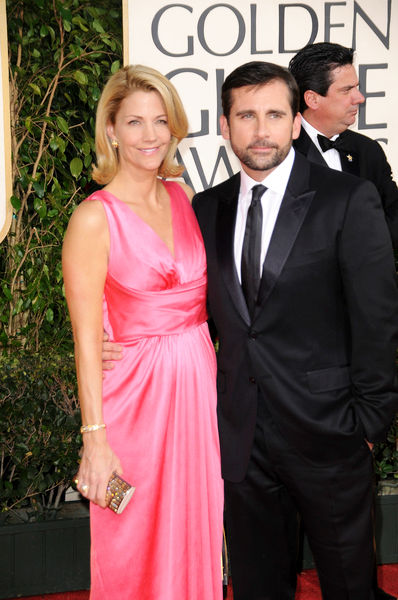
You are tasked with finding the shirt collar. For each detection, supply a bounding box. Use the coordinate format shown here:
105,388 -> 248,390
301,115 -> 339,143
240,147 -> 295,199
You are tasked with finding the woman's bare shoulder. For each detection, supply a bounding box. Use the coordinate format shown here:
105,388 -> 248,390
175,181 -> 194,203
67,197 -> 107,233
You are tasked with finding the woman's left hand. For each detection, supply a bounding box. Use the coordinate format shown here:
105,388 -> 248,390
75,429 -> 123,508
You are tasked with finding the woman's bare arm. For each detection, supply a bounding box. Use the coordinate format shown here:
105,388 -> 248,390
62,200 -> 122,507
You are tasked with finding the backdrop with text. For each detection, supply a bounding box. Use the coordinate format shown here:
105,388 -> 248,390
124,0 -> 397,192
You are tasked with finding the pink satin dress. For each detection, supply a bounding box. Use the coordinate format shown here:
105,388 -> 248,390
86,182 -> 223,599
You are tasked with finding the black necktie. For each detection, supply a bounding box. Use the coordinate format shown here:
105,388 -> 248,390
241,184 -> 266,315
317,133 -> 345,153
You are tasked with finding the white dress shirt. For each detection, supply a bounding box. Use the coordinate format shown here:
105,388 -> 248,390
234,147 -> 295,282
301,116 -> 342,171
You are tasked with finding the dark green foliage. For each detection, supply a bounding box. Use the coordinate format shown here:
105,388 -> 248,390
0,353 -> 81,520
1,0 -> 122,352
374,417 -> 398,480
0,0 -> 122,518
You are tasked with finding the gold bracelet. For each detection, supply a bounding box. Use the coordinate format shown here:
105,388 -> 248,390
80,423 -> 106,434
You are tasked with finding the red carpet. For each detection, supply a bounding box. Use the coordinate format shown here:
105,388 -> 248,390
9,565 -> 398,599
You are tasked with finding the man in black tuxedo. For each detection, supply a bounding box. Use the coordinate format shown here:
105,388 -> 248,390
288,42 -> 398,249
192,62 -> 398,599
289,43 -> 398,600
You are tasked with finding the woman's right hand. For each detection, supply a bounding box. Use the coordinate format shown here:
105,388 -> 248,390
76,429 -> 122,508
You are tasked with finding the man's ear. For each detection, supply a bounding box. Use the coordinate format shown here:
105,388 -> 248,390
303,89 -> 320,110
220,114 -> 230,141
292,113 -> 301,140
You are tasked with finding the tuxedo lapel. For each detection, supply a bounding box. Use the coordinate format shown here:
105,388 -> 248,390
216,174 -> 251,324
296,127 -> 360,176
255,154 -> 315,312
294,128 -> 328,168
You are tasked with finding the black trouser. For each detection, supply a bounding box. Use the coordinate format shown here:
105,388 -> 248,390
224,392 -> 376,600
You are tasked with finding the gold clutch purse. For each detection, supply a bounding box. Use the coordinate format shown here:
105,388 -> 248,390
106,472 -> 135,514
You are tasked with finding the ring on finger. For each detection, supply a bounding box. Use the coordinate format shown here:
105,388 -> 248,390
81,484 -> 89,494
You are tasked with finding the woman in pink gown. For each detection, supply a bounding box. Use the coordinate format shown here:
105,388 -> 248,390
62,65 -> 223,599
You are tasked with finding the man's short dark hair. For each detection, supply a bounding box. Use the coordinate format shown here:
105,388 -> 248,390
221,61 -> 299,120
288,42 -> 354,113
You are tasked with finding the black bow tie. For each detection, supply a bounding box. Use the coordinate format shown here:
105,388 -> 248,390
317,134 -> 345,153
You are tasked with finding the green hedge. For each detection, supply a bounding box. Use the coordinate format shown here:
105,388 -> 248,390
0,352 -> 80,521
1,0 -> 122,352
0,0 -> 122,521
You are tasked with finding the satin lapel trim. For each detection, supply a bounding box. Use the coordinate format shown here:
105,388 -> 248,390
255,188 -> 315,313
295,129 -> 328,168
307,143 -> 328,167
216,187 -> 251,325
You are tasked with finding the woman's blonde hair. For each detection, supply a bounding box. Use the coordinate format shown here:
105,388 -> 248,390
92,65 -> 188,184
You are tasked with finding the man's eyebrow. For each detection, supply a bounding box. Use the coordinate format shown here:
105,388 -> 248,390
338,83 -> 359,92
267,109 -> 287,115
234,108 -> 287,116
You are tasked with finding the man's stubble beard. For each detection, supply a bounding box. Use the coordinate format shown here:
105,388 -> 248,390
231,138 -> 292,173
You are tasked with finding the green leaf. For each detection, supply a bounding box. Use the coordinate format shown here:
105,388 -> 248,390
56,136 -> 66,153
73,70 -> 88,85
45,308 -> 54,323
28,83 -> 41,96
33,180 -> 45,198
72,16 -> 89,32
111,60 -> 120,74
49,136 -> 59,151
2,284 -> 13,301
56,116 -> 69,134
91,86 -> 101,101
48,26 -> 56,42
101,36 -> 114,48
33,197 -> 47,218
70,157 -> 83,179
12,298 -> 24,316
92,19 -> 105,33
38,79 -> 48,93
81,141 -> 91,156
40,25 -> 48,37
59,6 -> 73,21
10,195 -> 21,211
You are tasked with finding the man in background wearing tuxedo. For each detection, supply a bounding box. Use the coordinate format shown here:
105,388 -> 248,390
289,41 -> 398,249
289,43 -> 398,600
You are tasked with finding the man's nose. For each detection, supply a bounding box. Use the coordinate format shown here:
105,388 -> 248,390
353,88 -> 365,104
255,116 -> 270,138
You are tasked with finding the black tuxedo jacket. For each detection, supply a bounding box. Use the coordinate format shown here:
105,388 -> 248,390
193,152 -> 398,482
294,128 -> 398,248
